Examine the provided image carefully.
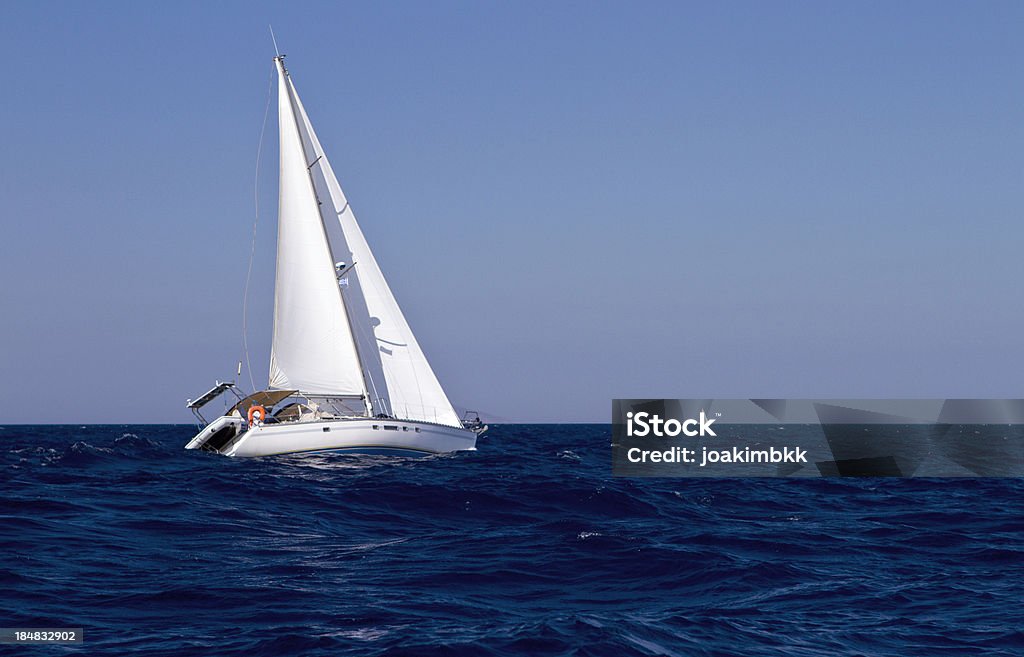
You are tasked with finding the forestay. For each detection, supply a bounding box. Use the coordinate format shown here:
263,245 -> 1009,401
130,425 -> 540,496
284,67 -> 462,427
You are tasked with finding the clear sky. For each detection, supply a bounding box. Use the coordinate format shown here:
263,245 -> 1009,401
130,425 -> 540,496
1,1 -> 1021,423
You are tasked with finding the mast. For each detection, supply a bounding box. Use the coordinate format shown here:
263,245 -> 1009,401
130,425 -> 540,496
276,55 -> 374,415
269,55 -> 372,410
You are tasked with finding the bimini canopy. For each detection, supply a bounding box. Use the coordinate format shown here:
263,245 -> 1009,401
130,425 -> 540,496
229,389 -> 298,416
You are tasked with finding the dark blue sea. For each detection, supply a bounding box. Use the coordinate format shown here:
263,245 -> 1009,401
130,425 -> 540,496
2,425 -> 1022,656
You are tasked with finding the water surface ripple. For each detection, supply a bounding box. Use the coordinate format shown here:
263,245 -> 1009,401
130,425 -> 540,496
1,425 -> 1022,655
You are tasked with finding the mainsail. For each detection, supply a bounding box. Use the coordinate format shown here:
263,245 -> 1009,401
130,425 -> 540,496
268,58 -> 367,398
270,58 -> 461,428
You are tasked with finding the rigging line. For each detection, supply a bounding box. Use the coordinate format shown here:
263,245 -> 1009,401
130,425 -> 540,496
269,25 -> 280,58
241,63 -> 275,393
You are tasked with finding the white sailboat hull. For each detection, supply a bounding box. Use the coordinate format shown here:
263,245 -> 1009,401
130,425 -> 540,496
218,418 -> 477,458
185,415 -> 244,451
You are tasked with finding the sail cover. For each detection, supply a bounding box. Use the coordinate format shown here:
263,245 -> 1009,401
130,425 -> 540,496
286,71 -> 462,427
268,59 -> 367,398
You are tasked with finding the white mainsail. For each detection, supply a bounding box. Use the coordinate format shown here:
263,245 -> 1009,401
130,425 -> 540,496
284,65 -> 462,428
268,59 -> 368,399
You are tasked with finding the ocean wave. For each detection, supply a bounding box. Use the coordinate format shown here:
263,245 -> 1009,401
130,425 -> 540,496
0,425 -> 1021,655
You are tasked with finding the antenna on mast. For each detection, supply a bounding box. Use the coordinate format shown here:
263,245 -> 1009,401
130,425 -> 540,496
269,24 -> 281,58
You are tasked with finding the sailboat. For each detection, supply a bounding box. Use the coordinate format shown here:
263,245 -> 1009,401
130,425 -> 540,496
184,54 -> 485,457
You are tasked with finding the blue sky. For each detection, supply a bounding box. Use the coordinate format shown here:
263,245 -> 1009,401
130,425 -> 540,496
1,1 -> 1022,423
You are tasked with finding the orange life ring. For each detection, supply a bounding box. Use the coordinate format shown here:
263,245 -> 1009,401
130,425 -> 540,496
247,405 -> 267,425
